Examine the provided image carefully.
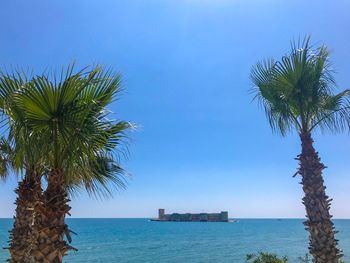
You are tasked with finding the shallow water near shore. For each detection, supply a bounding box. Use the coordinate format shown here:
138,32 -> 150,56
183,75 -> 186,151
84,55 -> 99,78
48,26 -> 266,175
1,218 -> 350,262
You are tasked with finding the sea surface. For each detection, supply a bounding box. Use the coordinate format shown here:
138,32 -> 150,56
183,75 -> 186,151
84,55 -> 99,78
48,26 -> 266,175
1,218 -> 350,262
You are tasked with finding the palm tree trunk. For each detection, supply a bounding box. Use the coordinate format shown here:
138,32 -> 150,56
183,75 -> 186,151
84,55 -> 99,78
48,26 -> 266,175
297,132 -> 342,263
9,169 -> 41,263
31,168 -> 75,263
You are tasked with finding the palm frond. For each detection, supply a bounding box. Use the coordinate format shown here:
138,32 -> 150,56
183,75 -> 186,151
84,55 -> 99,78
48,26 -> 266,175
250,59 -> 298,135
311,90 -> 350,133
66,152 -> 129,199
0,136 -> 15,181
251,36 -> 350,135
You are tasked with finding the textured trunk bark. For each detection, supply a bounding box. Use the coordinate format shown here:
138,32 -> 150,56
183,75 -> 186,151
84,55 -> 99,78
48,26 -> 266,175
31,168 -> 75,263
9,169 -> 41,263
297,132 -> 341,263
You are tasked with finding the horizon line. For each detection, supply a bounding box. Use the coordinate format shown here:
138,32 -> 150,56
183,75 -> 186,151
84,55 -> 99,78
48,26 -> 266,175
1,217 -> 350,220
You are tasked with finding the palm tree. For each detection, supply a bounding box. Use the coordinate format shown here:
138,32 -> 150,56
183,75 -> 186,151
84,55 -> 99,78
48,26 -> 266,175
0,74 -> 47,263
0,138 -> 14,259
250,37 -> 350,263
0,66 -> 131,262
10,65 -> 132,263
8,144 -> 46,263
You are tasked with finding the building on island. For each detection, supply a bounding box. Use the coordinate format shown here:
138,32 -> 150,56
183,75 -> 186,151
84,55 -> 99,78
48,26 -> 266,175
152,209 -> 229,222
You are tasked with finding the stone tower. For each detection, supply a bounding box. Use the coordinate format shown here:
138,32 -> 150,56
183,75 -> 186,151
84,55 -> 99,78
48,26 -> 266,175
158,208 -> 165,220
220,211 -> 229,221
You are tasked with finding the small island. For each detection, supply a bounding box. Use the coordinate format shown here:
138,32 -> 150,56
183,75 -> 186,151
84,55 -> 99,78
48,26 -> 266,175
151,209 -> 229,222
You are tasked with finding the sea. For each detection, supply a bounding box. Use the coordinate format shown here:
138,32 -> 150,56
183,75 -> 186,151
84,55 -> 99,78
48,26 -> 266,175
0,219 -> 350,262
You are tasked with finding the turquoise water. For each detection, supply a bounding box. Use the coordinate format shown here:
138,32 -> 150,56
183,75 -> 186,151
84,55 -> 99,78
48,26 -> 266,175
1,219 -> 350,262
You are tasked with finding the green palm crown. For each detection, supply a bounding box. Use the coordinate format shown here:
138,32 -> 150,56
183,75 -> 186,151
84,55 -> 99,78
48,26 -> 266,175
250,37 -> 350,136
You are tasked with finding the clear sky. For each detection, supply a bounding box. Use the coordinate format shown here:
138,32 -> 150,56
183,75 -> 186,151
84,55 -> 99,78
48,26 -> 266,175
1,0 -> 350,218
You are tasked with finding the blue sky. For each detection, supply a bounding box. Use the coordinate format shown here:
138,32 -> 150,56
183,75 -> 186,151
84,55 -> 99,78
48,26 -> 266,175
1,0 -> 350,218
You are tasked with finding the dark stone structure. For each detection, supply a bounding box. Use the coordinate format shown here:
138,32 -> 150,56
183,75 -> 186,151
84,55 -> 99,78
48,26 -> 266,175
153,209 -> 229,222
